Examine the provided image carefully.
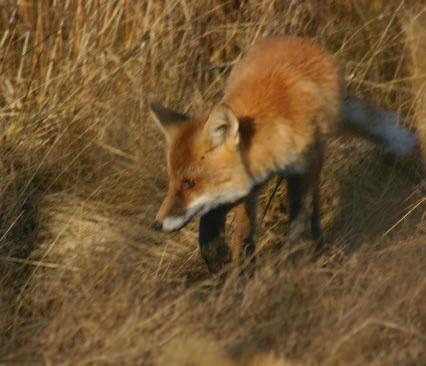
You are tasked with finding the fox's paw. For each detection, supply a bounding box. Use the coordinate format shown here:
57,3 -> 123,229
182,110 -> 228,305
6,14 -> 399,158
199,238 -> 231,274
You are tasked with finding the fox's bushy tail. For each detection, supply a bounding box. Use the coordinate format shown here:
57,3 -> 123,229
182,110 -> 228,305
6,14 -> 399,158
339,94 -> 418,157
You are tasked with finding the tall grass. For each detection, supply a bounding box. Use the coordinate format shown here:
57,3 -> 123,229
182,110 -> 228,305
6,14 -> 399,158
0,1 -> 425,364
406,8 -> 426,172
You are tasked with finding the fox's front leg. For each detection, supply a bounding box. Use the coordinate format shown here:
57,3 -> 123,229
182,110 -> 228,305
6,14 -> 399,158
198,205 -> 231,274
230,190 -> 258,267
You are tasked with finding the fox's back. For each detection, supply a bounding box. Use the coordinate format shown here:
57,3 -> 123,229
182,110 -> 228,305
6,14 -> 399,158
223,37 -> 341,137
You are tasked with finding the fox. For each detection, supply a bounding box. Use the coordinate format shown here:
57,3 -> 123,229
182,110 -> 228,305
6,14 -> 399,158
150,36 -> 417,273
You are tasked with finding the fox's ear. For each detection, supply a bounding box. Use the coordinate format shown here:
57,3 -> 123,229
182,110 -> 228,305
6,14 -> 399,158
150,102 -> 189,141
204,103 -> 239,148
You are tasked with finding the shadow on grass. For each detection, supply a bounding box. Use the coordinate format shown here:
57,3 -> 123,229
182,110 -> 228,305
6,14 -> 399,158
323,146 -> 423,251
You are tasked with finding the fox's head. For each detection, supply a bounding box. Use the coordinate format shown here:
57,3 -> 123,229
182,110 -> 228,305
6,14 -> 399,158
150,102 -> 252,232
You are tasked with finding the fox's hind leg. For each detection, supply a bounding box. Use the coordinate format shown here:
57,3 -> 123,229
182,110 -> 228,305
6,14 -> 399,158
286,149 -> 323,247
310,182 -> 321,242
309,145 -> 324,245
286,174 -> 310,244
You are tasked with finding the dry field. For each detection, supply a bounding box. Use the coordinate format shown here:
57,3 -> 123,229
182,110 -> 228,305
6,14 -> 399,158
0,1 -> 425,365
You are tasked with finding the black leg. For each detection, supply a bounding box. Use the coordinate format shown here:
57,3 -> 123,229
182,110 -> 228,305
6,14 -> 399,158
198,205 -> 231,274
286,174 -> 309,244
286,171 -> 322,247
310,185 -> 321,241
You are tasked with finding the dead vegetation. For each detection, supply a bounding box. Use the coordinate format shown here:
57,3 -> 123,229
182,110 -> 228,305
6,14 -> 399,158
406,7 -> 426,172
0,1 -> 425,365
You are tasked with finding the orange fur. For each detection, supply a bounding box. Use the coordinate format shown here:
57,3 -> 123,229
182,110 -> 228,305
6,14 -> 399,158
224,36 -> 341,180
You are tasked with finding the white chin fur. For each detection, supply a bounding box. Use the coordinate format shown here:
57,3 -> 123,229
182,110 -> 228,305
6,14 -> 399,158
160,189 -> 250,232
162,215 -> 190,232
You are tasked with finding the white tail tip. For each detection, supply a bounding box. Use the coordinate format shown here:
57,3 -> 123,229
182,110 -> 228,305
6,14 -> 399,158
380,111 -> 418,157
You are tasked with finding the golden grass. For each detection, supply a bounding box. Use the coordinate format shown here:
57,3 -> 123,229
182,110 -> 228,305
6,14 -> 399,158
406,8 -> 426,172
0,1 -> 425,365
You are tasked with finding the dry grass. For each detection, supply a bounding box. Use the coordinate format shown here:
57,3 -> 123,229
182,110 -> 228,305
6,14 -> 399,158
0,1 -> 425,365
406,8 -> 426,172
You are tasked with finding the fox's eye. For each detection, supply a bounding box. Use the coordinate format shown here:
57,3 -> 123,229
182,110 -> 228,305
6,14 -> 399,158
182,178 -> 196,190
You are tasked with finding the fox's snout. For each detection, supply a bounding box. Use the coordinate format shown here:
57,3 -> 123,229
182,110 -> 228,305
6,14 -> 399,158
153,191 -> 192,232
156,191 -> 184,219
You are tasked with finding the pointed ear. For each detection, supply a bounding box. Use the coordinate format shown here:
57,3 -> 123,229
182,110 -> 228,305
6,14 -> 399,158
150,102 -> 189,141
203,103 -> 239,148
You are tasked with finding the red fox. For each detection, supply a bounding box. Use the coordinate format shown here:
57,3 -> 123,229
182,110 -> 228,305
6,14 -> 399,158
150,36 -> 417,272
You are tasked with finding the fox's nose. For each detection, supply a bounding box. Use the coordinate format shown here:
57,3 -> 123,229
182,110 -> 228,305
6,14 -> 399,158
151,220 -> 163,231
